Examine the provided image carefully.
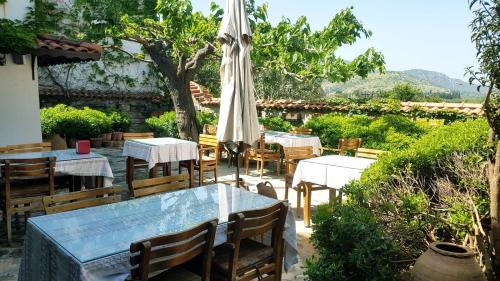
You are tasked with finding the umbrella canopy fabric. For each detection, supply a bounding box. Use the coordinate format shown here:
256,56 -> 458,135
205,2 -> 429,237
216,0 -> 260,147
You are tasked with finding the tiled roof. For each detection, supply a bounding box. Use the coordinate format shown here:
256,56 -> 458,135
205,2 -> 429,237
39,87 -> 164,102
190,81 -> 484,116
33,35 -> 102,67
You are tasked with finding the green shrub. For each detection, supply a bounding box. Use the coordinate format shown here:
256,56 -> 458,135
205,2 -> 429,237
196,111 -> 218,132
361,118 -> 489,188
107,111 -> 131,132
305,204 -> 399,281
259,116 -> 293,132
145,112 -> 179,138
305,114 -> 430,150
40,105 -> 113,139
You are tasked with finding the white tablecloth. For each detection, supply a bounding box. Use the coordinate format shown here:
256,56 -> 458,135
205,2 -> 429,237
292,155 -> 375,189
265,131 -> 322,156
122,138 -> 199,169
0,150 -> 114,187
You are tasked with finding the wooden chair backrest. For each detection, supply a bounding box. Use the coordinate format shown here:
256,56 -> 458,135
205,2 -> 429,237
202,124 -> 217,135
130,219 -> 218,281
0,146 -> 9,154
288,128 -> 312,135
131,174 -> 190,198
5,142 -> 52,154
355,148 -> 384,159
225,202 -> 287,277
338,138 -> 362,155
43,187 -> 122,214
2,157 -> 56,197
283,146 -> 314,175
199,134 -> 218,148
123,132 -> 154,140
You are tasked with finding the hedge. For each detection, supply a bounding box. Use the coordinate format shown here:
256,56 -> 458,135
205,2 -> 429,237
40,105 -> 130,139
145,111 -> 219,138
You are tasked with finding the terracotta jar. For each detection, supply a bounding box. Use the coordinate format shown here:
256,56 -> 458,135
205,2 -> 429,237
411,242 -> 485,281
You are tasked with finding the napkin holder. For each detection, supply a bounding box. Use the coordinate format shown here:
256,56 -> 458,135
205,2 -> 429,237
76,140 -> 91,154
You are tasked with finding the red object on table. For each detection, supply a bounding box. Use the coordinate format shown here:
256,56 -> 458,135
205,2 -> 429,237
76,140 -> 91,154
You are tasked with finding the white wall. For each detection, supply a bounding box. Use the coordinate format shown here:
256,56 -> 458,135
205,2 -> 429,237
0,0 -> 30,20
0,0 -> 42,146
0,56 -> 42,147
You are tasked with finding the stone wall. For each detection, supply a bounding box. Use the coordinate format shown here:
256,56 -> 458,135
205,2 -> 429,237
39,87 -> 172,131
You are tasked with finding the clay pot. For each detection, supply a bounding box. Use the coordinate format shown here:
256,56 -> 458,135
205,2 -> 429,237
411,242 -> 485,281
112,132 -> 123,141
90,138 -> 103,148
101,133 -> 112,141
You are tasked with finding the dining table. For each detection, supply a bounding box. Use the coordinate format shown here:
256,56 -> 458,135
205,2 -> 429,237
19,183 -> 298,281
122,137 -> 199,188
264,130 -> 323,156
0,149 -> 114,187
292,155 -> 376,226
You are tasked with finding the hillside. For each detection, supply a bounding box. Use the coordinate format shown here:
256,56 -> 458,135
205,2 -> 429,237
323,69 -> 486,101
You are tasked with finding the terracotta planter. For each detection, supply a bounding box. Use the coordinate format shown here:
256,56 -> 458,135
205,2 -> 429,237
411,242 -> 485,281
67,138 -> 77,148
91,138 -> 103,148
112,132 -> 123,141
101,133 -> 112,141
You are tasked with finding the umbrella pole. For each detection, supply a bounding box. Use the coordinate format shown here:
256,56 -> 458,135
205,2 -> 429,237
235,141 -> 240,188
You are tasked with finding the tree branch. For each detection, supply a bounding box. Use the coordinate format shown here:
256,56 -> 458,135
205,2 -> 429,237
144,41 -> 180,87
106,45 -> 154,64
185,43 -> 215,74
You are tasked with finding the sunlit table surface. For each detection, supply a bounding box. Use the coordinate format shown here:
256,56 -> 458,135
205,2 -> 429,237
19,184 -> 298,281
265,130 -> 323,155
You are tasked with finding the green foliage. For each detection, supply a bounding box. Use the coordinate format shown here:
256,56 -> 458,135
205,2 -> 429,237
390,83 -> 424,101
305,114 -> 430,150
107,111 -> 131,132
145,112 -> 179,138
40,105 -> 130,139
0,19 -> 36,54
305,204 -> 398,281
196,111 -> 218,132
361,118 -> 489,191
146,111 -> 218,138
258,116 -> 292,132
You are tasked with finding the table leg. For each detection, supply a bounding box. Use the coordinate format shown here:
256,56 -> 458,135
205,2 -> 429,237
329,189 -> 337,207
189,159 -> 195,188
303,183 -> 312,227
126,157 -> 134,194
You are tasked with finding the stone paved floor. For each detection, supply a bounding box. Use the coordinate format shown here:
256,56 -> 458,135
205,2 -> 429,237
0,148 -> 332,280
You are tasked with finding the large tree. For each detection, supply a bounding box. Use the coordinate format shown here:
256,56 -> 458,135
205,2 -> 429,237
468,0 -> 500,277
59,0 -> 385,140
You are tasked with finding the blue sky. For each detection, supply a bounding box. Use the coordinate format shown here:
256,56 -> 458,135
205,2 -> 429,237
191,0 -> 478,80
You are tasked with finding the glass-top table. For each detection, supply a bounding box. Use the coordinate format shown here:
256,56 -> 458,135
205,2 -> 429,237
29,183 -> 278,263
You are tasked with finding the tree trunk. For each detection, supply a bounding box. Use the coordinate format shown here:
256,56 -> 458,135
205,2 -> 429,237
488,128 -> 500,274
171,78 -> 199,141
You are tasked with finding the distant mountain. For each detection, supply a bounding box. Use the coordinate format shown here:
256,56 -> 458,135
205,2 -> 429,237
323,69 -> 486,101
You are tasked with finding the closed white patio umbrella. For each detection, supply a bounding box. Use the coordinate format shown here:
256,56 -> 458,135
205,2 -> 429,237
217,0 -> 260,186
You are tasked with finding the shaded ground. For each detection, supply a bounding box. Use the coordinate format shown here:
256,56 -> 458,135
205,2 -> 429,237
0,148 -> 331,280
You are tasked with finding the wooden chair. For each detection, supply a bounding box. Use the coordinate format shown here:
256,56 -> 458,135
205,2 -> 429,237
212,202 -> 288,281
203,124 -> 217,136
0,146 -> 9,154
129,219 -> 218,281
125,132 -> 170,193
1,157 -> 55,244
245,134 -> 281,178
123,132 -> 155,140
42,187 -> 122,214
5,142 -> 52,153
180,134 -> 219,186
323,138 -> 362,155
355,148 -> 384,159
131,174 -> 190,198
288,128 -> 312,135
